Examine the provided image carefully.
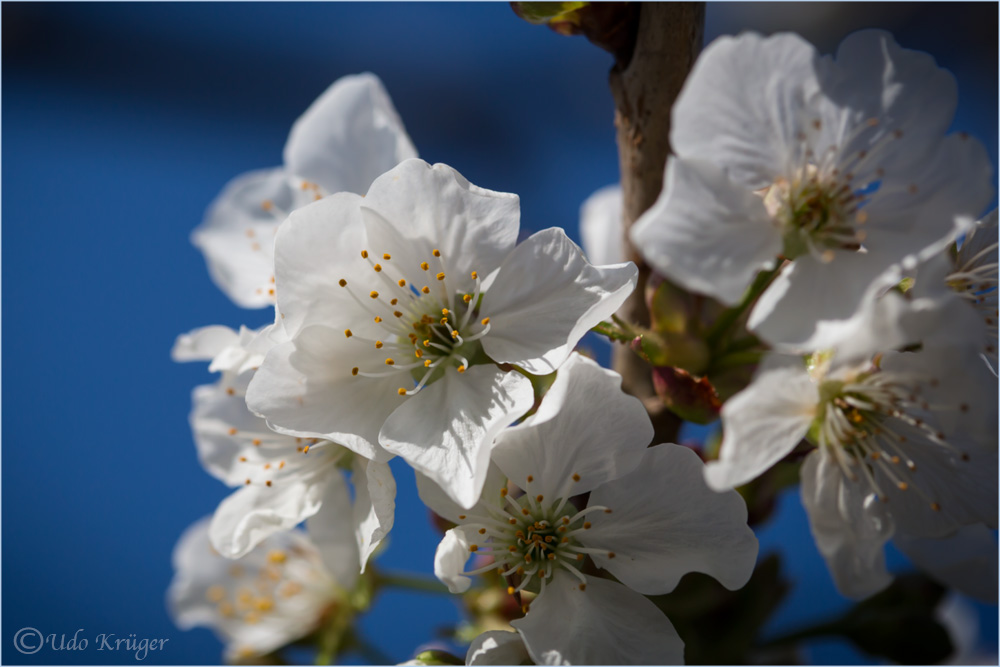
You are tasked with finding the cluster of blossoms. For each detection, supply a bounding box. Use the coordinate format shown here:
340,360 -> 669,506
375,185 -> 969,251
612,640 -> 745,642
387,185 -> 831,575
168,28 -> 996,666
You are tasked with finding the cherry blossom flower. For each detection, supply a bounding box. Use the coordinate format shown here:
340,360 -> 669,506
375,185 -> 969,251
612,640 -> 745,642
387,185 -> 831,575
630,30 -> 994,350
428,354 -> 758,664
172,324 -> 395,570
245,159 -> 637,508
168,517 -> 354,661
192,73 -> 417,308
579,184 -> 624,266
706,332 -> 998,597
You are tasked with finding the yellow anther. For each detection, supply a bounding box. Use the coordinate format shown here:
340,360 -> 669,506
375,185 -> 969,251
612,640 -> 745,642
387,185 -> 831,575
420,262 -> 429,271
469,544 -> 478,552
206,585 -> 226,602
265,480 -> 272,487
415,350 -> 423,358
608,552 -> 616,559
423,339 -> 430,346
440,317 -> 449,325
500,488 -> 508,497
245,479 -> 251,485
561,536 -> 569,543
361,250 -> 368,259
481,317 -> 490,326
436,272 -> 446,281
226,387 -> 235,396
572,473 -> 581,482
408,333 -> 418,342
442,308 -> 449,315
577,554 -> 584,561
422,286 -> 430,294
280,582 -> 302,598
385,358 -> 395,366
521,508 -> 530,515
548,553 -> 556,560
478,528 -> 486,535
374,316 -> 383,323
303,445 -> 310,454
457,365 -> 466,373
383,253 -> 391,260
394,311 -> 403,318
228,428 -> 238,435
338,279 -> 347,287
239,456 -> 247,462
369,290 -> 379,299
451,330 -> 460,339
432,249 -> 441,257
470,271 -> 478,279
583,522 -> 591,529
255,597 -> 274,612
463,294 -> 472,303
604,509 -> 613,514
390,298 -> 398,305
344,329 -> 353,338
261,200 -> 273,211
536,495 -> 544,502
458,515 -> 466,520
352,367 -> 359,376
398,388 -> 407,396
375,341 -> 384,349
253,439 -> 262,447
398,279 -> 407,288
373,263 -> 382,272
526,475 -> 534,483
424,360 -> 432,367
507,586 -> 515,595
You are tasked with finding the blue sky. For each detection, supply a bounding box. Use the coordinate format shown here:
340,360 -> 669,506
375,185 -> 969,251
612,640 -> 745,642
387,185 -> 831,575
3,3 -> 996,664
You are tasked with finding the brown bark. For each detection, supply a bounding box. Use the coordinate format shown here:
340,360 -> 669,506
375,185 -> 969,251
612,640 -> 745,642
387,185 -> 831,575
609,3 -> 705,445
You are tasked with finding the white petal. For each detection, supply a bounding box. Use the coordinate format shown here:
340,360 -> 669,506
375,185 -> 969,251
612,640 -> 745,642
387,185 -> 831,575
491,354 -> 651,500
306,472 -> 360,592
352,457 -> 396,572
579,184 -> 624,266
748,250 -> 902,350
895,524 -> 998,603
800,449 -> 895,599
380,366 -> 534,508
192,168 -> 293,309
245,326 -> 397,462
480,227 -> 637,374
511,574 -> 685,665
434,526 -> 477,594
172,325 -> 239,362
360,159 -> 520,290
585,444 -> 759,594
415,462 -> 506,526
466,631 -> 531,666
284,73 -> 417,196
271,192 -> 373,335
705,357 -> 816,490
671,32 -> 821,189
630,157 -> 781,305
209,474 -> 327,558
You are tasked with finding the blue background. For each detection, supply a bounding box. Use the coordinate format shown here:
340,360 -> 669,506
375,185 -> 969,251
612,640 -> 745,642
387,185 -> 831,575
3,2 -> 997,664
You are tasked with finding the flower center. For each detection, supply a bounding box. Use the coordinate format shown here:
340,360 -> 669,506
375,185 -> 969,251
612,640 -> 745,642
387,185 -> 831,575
811,364 -> 970,512
456,476 -> 615,610
338,248 -> 492,396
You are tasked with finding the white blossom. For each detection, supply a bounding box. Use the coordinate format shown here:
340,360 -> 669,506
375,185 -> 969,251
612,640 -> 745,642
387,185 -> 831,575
168,518 -> 352,661
428,354 -> 758,664
630,30 -> 993,350
192,73 -> 417,308
245,159 -> 637,508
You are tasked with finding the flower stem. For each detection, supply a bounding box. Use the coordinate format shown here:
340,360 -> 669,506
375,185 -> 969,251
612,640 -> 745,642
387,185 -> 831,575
375,570 -> 451,595
706,265 -> 781,350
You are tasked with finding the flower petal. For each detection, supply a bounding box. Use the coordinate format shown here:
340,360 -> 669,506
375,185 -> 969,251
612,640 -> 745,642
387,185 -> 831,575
671,32 -> 821,189
705,356 -> 816,490
511,574 -> 684,665
480,227 -> 637,374
895,524 -> 998,603
245,326 -> 397,462
579,184 -> 624,266
283,73 -> 417,196
271,192 -> 373,336
491,353 -> 651,500
360,159 -> 520,291
800,449 -> 895,599
585,444 -> 758,594
172,325 -> 239,362
380,366 -> 534,508
466,631 -> 531,666
352,457 -> 397,572
192,168 -> 293,309
434,526 -> 478,594
630,157 -> 781,305
306,472 -> 361,592
415,462 -> 506,526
